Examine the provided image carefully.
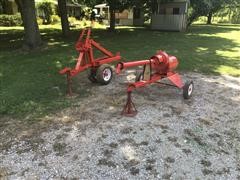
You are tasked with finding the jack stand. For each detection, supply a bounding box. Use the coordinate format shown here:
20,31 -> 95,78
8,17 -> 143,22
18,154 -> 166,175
122,91 -> 137,117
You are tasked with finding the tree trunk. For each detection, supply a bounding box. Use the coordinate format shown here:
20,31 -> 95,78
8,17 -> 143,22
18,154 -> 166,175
228,9 -> 232,22
207,12 -> 213,24
15,0 -> 42,50
57,0 -> 70,37
1,0 -> 7,14
109,6 -> 115,31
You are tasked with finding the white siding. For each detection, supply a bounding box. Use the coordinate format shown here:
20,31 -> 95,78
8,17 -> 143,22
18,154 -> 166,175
151,14 -> 187,31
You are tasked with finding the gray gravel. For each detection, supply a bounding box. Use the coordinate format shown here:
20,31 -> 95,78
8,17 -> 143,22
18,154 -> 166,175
0,70 -> 240,179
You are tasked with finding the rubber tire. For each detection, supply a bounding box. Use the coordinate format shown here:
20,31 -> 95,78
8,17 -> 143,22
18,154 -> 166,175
135,71 -> 143,82
183,81 -> 194,99
96,64 -> 113,85
87,69 -> 98,83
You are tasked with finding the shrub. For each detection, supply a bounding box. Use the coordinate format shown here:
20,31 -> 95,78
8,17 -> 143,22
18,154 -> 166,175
231,13 -> 240,24
37,0 -> 55,24
218,19 -> 230,24
68,17 -> 77,26
0,13 -> 22,26
51,15 -> 60,24
37,17 -> 44,25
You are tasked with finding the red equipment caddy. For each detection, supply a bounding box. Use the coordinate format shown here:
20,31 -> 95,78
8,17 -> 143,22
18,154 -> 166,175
116,50 -> 194,117
59,28 -> 121,95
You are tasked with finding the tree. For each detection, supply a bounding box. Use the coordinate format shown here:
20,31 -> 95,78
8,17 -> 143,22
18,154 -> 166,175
187,0 -> 207,26
223,0 -> 240,23
81,0 -> 102,8
15,0 -> 42,50
58,0 -> 70,37
205,0 -> 225,24
188,0 -> 226,25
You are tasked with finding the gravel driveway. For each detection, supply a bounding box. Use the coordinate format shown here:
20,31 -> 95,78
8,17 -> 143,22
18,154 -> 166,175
0,70 -> 240,179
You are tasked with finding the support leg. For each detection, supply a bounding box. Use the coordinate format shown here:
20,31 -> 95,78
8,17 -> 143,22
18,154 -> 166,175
66,72 -> 73,96
122,91 -> 137,117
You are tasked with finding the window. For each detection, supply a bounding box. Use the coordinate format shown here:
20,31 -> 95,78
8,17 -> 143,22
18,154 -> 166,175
173,8 -> 180,15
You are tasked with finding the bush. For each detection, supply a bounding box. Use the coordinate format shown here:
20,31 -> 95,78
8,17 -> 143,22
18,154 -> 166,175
231,13 -> 240,24
218,19 -> 230,24
51,15 -> 60,24
0,13 -> 22,26
68,17 -> 77,26
37,17 -> 44,25
37,0 -> 55,24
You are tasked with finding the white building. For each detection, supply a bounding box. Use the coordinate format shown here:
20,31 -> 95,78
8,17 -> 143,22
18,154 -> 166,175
151,0 -> 190,31
94,3 -> 144,26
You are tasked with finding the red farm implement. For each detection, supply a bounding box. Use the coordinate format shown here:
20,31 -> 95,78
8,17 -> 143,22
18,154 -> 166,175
116,50 -> 194,117
59,28 -> 121,95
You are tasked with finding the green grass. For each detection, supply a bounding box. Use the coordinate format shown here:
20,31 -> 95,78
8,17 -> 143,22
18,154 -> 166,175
0,24 -> 240,119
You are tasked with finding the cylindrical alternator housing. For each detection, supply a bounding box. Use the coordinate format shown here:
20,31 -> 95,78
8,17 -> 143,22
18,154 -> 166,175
150,51 -> 179,74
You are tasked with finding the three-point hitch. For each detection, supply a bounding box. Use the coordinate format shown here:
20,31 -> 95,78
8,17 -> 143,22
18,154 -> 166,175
59,28 -> 121,95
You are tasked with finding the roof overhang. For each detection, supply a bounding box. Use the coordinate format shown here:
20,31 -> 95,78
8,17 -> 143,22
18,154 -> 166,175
94,3 -> 109,8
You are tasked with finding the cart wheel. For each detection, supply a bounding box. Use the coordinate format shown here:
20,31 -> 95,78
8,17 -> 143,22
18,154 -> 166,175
96,64 -> 113,85
135,71 -> 143,82
183,81 -> 194,99
87,69 -> 98,83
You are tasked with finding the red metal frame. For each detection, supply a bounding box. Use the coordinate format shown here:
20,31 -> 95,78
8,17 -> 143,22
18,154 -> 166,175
116,51 -> 185,116
59,28 -> 121,95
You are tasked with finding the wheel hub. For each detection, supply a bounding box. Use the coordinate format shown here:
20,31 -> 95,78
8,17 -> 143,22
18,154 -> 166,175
103,68 -> 111,81
188,84 -> 193,96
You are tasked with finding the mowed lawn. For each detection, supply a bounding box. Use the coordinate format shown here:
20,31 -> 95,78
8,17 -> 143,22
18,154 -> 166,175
0,24 -> 239,119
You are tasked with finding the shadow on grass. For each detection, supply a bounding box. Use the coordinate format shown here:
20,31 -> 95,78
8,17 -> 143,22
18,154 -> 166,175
0,24 -> 239,120
0,28 -> 88,120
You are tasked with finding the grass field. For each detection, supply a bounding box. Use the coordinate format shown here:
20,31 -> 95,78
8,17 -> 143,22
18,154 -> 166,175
0,24 -> 239,119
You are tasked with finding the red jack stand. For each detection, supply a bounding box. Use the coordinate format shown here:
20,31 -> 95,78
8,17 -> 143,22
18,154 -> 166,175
122,91 -> 137,117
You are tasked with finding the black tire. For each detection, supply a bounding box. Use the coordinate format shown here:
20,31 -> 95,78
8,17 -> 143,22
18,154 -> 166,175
183,81 -> 194,99
135,71 -> 143,82
96,64 -> 113,85
87,68 -> 98,83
